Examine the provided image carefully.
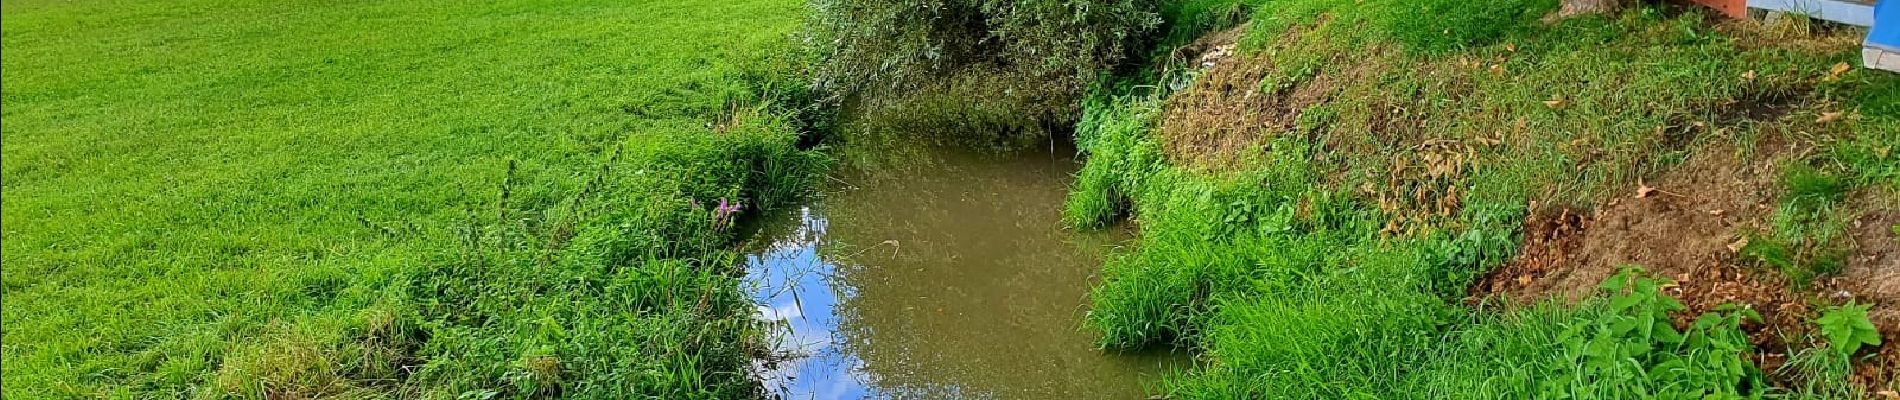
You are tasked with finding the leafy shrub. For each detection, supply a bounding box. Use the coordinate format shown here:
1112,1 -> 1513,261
803,0 -> 1162,139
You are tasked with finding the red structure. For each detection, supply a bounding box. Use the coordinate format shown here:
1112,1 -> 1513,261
1689,0 -> 1749,18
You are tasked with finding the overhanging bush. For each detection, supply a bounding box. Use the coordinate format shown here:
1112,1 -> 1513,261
803,0 -> 1162,139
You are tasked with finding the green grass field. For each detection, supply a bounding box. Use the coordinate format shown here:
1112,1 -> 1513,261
2,0 -> 817,397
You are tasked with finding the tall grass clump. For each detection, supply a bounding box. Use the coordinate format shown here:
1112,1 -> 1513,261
405,114 -> 826,398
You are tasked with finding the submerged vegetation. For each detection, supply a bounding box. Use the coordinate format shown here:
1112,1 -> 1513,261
3,0 -> 1895,397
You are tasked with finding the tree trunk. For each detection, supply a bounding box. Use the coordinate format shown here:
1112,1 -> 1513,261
1552,0 -> 1621,19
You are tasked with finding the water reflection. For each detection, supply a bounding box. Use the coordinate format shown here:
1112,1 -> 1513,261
743,146 -> 1183,400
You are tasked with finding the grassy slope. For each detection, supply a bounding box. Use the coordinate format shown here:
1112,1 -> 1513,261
1072,0 -> 1897,398
2,0 -> 815,397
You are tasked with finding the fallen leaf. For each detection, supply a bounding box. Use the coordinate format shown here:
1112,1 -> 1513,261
1489,64 -> 1504,76
1636,182 -> 1658,198
1517,275 -> 1532,285
1816,111 -> 1843,124
1543,97 -> 1569,109
1708,209 -> 1725,216
1727,236 -> 1750,253
1505,43 -> 1518,53
1828,62 -> 1852,79
1741,70 -> 1757,82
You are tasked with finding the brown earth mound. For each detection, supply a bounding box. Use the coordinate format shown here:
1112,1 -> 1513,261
1156,19 -> 1387,170
1839,205 -> 1900,331
1472,146 -> 1900,388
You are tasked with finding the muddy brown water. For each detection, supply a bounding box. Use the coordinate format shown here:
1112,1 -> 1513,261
740,145 -> 1184,399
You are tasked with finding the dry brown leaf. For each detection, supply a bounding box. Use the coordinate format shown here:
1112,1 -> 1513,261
1543,97 -> 1569,109
1816,111 -> 1843,124
1727,236 -> 1750,253
1516,275 -> 1532,285
1828,62 -> 1852,79
1741,70 -> 1757,82
1636,182 -> 1658,199
1505,43 -> 1518,53
1489,64 -> 1504,76
1708,209 -> 1725,216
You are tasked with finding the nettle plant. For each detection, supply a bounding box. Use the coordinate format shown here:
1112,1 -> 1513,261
1815,302 -> 1881,357
1556,267 -> 1766,397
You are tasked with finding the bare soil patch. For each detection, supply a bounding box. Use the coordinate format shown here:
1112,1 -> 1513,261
1832,199 -> 1900,388
1472,145 -> 1900,387
1156,19 -> 1388,170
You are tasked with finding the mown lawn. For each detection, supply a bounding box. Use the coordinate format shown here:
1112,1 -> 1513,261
2,0 -> 815,397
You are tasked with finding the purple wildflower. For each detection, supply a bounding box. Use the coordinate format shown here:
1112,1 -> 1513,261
712,197 -> 744,229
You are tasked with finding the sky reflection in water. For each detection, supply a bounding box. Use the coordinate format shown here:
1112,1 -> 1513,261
742,147 -> 1183,400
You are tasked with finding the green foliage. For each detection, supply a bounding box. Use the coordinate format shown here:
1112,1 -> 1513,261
803,0 -> 1162,140
1780,346 -> 1860,399
1849,74 -> 1900,119
805,0 -> 1159,94
1232,0 -> 1556,54
1409,272 -> 1766,399
1065,94 -> 1167,228
1832,116 -> 1900,191
1570,269 -> 1762,397
1373,0 -> 1558,53
1150,0 -> 1258,54
1783,165 -> 1849,208
406,122 -> 824,398
1742,165 -> 1857,287
1815,302 -> 1881,357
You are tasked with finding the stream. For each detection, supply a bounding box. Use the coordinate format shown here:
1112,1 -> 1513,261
740,145 -> 1184,399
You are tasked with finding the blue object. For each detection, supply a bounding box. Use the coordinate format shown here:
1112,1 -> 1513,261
1873,0 -> 1898,51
